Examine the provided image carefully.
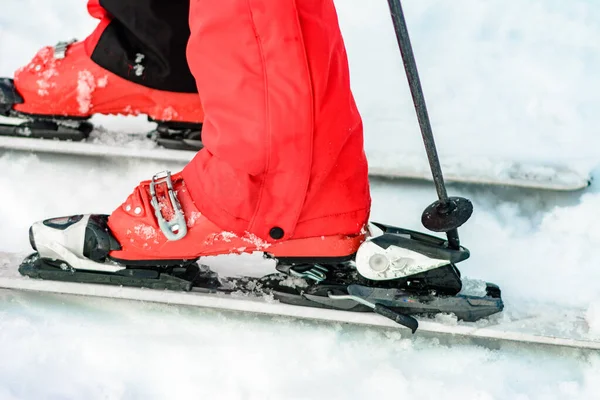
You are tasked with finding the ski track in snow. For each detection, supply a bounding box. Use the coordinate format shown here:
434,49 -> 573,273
2,0 -> 600,399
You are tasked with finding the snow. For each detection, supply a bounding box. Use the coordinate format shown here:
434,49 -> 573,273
133,224 -> 158,241
1,289 -> 598,400
1,0 -> 600,398
586,300 -> 600,337
337,0 -> 600,163
77,70 -> 95,114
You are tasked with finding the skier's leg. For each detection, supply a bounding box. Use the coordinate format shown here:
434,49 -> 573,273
6,0 -> 203,125
28,0 -> 370,262
181,0 -> 371,239
103,0 -> 371,261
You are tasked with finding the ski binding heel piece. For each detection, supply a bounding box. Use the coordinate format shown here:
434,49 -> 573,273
0,78 -> 23,114
149,171 -> 188,241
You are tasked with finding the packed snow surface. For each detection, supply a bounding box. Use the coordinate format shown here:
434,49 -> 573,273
1,0 -> 600,399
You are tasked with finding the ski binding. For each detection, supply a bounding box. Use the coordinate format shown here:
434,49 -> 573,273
20,213 -> 503,333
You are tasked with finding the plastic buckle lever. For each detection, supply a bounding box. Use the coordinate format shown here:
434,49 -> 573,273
53,39 -> 77,60
149,171 -> 187,241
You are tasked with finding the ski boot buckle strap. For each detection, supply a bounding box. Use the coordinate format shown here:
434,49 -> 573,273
149,171 -> 188,241
53,39 -> 77,60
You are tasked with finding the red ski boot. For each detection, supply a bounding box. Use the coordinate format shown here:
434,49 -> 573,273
27,170 -> 365,272
107,171 -> 364,263
0,40 -> 204,146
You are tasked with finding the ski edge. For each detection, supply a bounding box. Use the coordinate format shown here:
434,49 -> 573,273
0,135 -> 592,191
367,166 -> 592,192
0,134 -> 191,163
0,275 -> 598,351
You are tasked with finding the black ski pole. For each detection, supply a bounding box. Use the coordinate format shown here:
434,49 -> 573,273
386,0 -> 472,249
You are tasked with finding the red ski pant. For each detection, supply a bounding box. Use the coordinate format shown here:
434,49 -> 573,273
88,0 -> 371,241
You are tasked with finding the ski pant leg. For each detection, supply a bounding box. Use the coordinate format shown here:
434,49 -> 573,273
85,0 -> 196,92
182,0 -> 371,241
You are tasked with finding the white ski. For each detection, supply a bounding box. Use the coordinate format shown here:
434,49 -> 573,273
367,150 -> 592,191
0,135 -> 592,191
1,252 -> 598,351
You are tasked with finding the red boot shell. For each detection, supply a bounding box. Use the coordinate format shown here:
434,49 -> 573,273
13,41 -> 204,123
107,172 -> 364,263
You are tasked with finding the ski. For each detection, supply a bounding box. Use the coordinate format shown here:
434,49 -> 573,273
0,134 -> 591,191
2,0 -> 596,359
0,73 -> 591,191
0,252 -> 597,351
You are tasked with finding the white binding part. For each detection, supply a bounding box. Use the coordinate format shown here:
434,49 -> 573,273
355,223 -> 447,281
31,215 -> 125,273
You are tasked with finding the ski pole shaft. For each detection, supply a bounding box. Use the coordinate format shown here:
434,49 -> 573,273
447,228 -> 460,249
386,0 -> 471,250
386,0 -> 448,203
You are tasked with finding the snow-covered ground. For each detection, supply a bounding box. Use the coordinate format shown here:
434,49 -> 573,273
1,0 -> 600,399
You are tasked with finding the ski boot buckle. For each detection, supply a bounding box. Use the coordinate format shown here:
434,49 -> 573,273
150,171 -> 188,241
53,39 -> 77,60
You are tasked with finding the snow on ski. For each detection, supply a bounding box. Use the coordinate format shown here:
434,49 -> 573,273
367,150 -> 592,191
0,134 -> 592,191
1,253 -> 597,352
